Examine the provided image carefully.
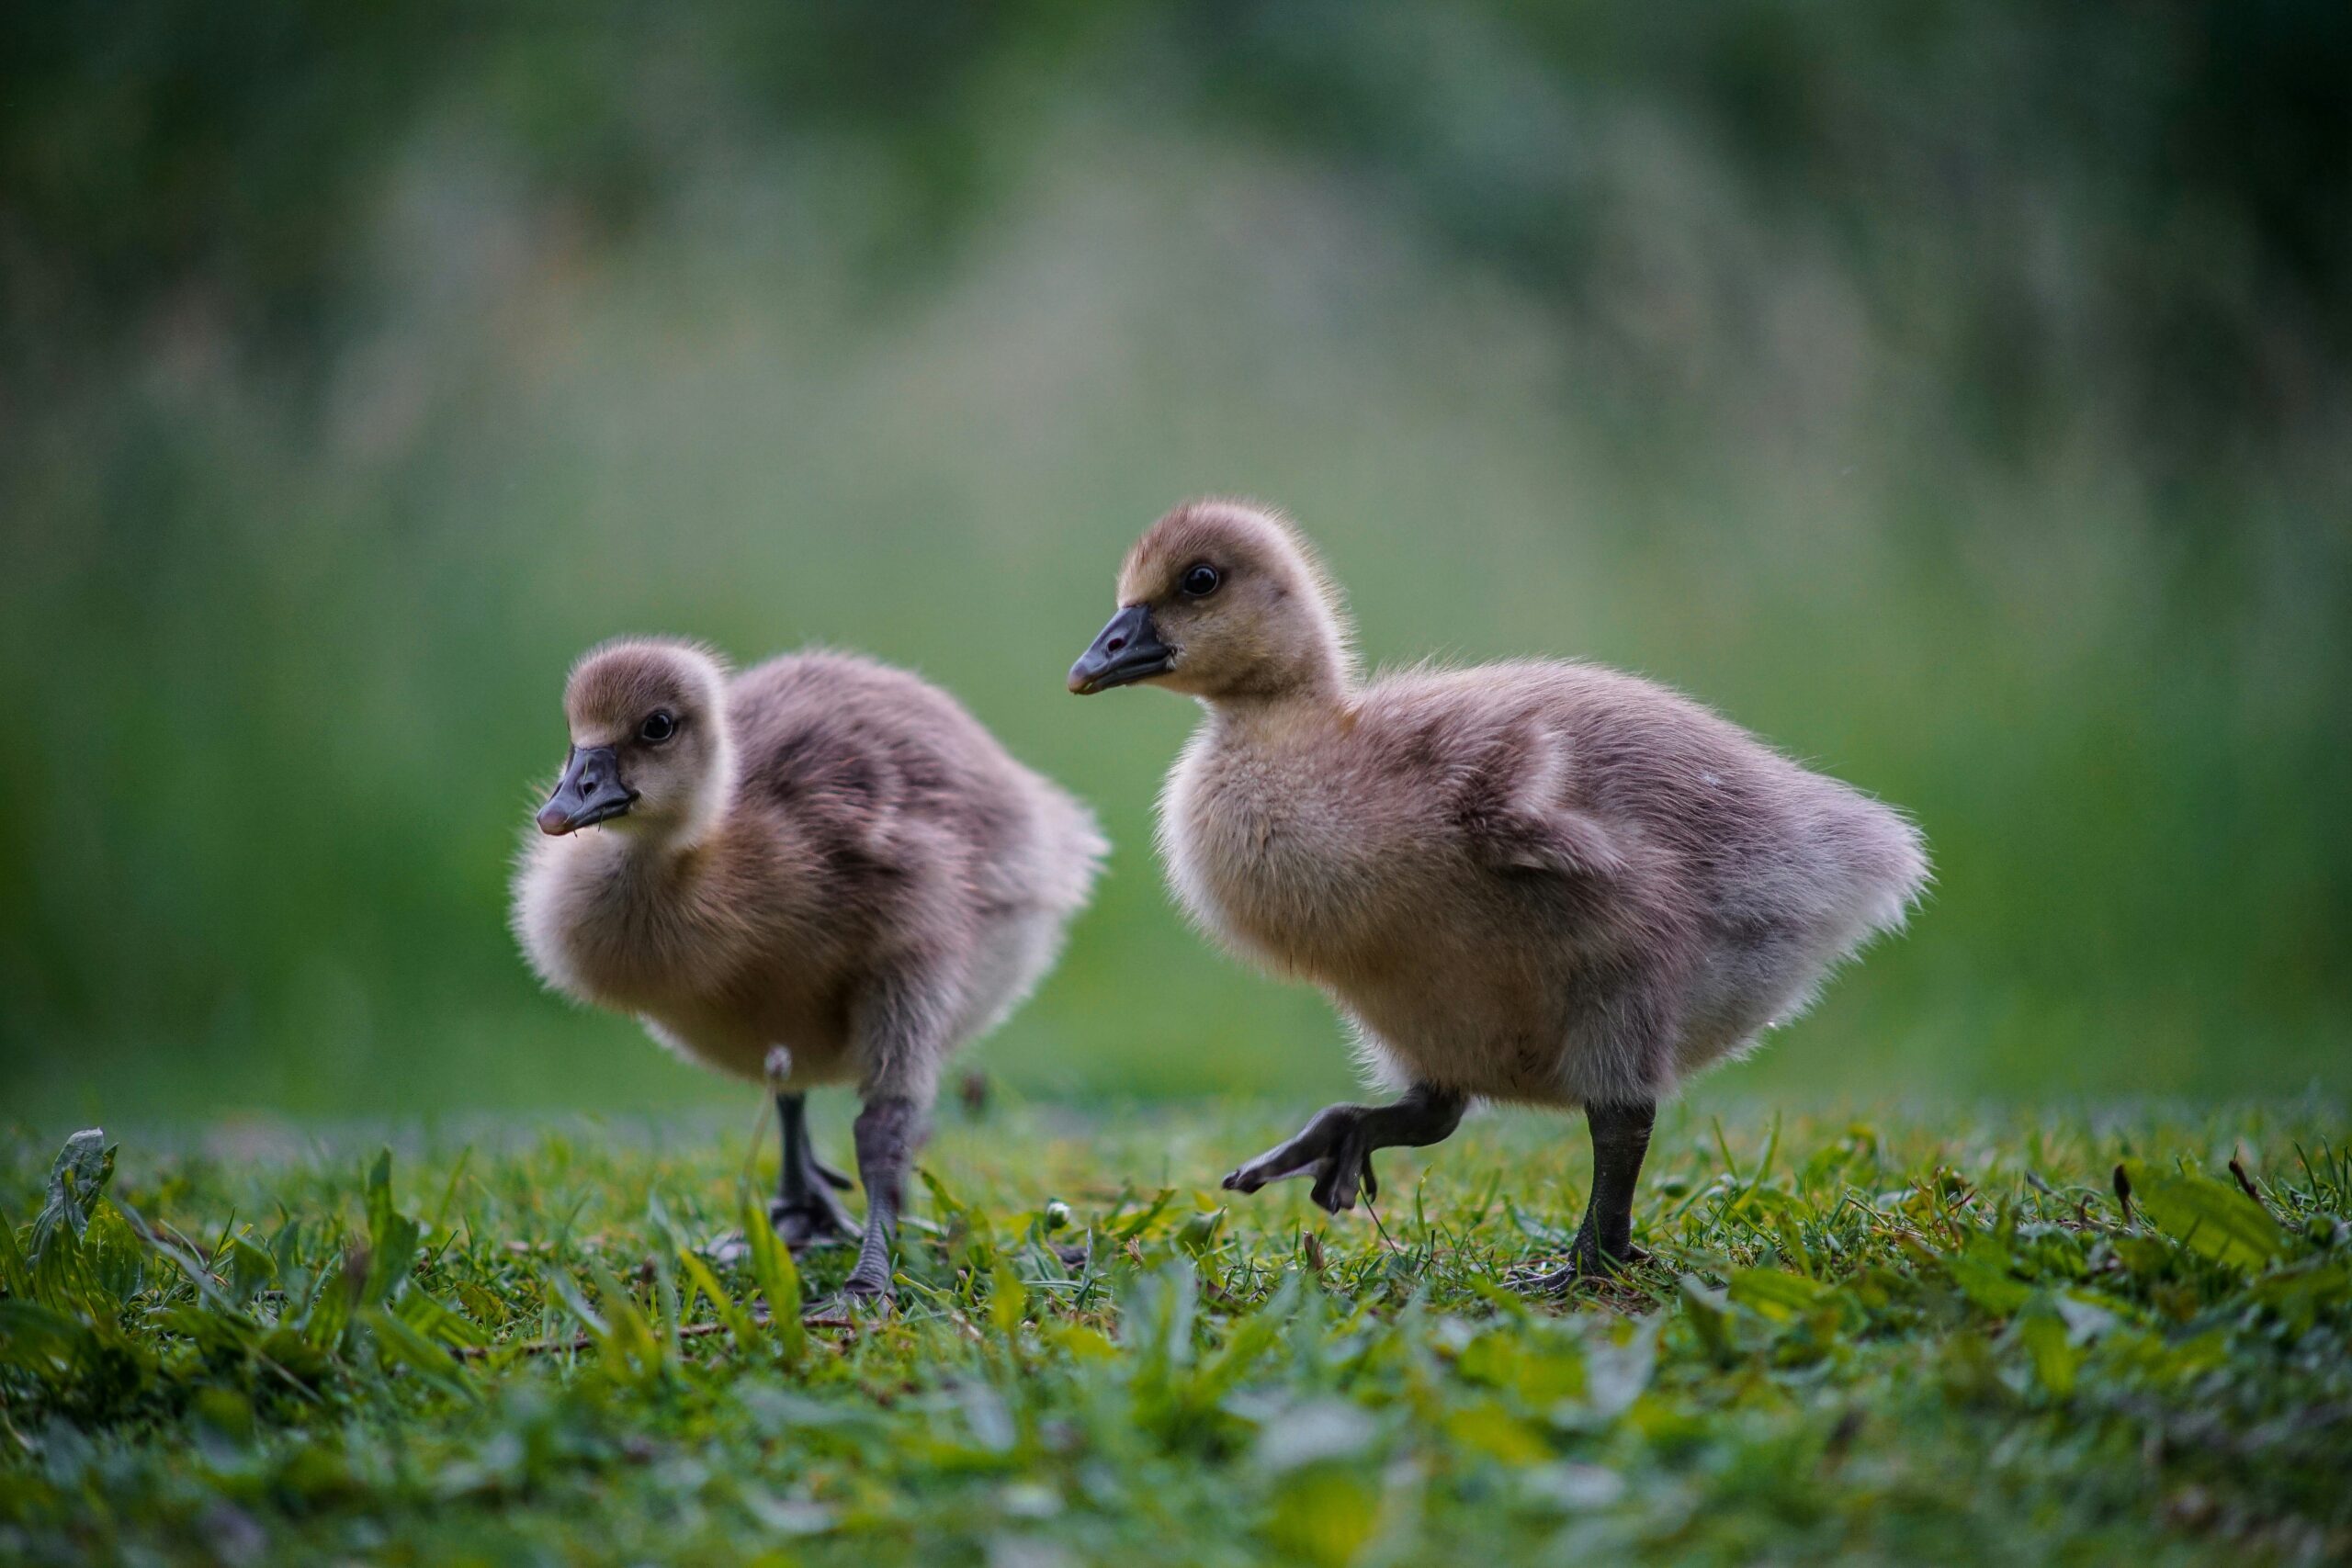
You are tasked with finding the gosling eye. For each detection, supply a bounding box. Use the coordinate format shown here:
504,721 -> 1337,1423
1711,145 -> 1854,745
1181,562 -> 1222,598
639,710 -> 678,744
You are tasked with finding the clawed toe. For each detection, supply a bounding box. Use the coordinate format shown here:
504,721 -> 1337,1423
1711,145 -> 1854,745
1223,1147 -> 1325,1195
1308,1145 -> 1377,1213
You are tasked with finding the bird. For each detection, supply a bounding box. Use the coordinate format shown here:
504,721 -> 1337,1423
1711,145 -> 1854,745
514,638 -> 1105,1305
1067,501 -> 1926,1288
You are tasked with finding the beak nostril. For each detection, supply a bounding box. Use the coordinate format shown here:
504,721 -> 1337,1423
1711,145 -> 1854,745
1106,636 -> 1127,653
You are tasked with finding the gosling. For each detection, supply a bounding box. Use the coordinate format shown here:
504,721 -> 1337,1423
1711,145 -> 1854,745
1069,502 -> 1926,1288
514,638 -> 1104,1304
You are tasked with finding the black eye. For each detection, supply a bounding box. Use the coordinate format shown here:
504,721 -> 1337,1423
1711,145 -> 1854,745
639,711 -> 677,744
1181,562 -> 1221,597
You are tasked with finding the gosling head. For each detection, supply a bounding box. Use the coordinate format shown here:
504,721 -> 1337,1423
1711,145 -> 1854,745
537,639 -> 732,840
1069,499 -> 1353,704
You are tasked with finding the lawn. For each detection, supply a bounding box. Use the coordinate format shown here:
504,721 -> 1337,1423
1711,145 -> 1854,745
2,1096 -> 2346,1566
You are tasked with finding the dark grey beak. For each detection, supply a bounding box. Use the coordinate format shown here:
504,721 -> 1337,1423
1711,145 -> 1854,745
1069,604 -> 1174,694
537,745 -> 635,835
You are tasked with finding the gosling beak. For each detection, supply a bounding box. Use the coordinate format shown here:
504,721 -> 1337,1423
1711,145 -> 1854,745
1069,604 -> 1174,695
537,745 -> 635,835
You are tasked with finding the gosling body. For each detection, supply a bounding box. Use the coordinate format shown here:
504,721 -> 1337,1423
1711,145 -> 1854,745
1071,501 -> 1926,1283
1162,658 -> 1918,1109
516,640 -> 1104,1300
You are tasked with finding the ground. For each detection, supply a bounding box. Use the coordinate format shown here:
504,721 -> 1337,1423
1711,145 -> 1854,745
2,1097 -> 2346,1566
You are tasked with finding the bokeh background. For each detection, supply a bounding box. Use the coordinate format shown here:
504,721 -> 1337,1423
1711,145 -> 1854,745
4,2 -> 2347,1126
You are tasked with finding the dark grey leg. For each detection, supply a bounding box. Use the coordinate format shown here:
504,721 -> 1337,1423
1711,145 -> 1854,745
1222,1084 -> 1467,1213
1522,1100 -> 1656,1291
790,1093 -> 855,1192
770,1092 -> 856,1250
841,1096 -> 926,1303
777,1091 -> 855,1193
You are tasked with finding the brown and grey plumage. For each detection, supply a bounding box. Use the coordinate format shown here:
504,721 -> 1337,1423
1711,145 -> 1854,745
514,638 -> 1104,1303
1069,500 -> 1926,1287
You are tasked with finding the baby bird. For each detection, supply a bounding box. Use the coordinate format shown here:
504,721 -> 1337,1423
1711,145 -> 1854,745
514,639 -> 1104,1303
1069,502 -> 1926,1288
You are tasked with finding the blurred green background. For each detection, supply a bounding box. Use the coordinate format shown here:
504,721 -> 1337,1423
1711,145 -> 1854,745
4,1 -> 2346,1125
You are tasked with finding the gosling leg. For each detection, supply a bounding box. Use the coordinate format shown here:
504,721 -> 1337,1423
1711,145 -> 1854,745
1222,1083 -> 1467,1213
817,965 -> 956,1309
770,1091 -> 856,1250
1520,1099 -> 1655,1292
840,1095 -> 926,1303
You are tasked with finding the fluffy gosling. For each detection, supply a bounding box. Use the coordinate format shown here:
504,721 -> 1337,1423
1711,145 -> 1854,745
515,639 -> 1104,1304
1069,502 -> 1926,1288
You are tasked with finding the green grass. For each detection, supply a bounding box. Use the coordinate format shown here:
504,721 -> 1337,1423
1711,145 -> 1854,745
4,1096 -> 2347,1565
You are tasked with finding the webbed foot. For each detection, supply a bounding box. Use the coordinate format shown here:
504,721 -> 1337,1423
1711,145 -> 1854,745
806,1269 -> 895,1318
768,1186 -> 857,1251
1511,1224 -> 1651,1294
1222,1104 -> 1383,1213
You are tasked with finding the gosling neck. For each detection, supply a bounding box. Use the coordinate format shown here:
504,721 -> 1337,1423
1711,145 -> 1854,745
1202,662 -> 1355,737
